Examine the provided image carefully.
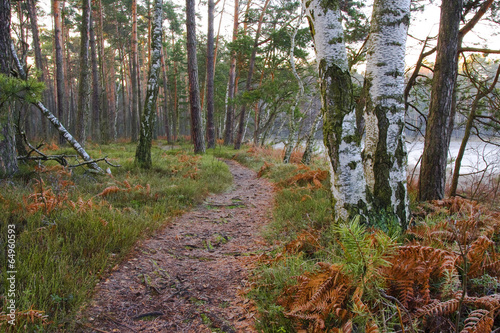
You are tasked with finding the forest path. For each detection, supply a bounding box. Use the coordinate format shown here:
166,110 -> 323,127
78,160 -> 273,333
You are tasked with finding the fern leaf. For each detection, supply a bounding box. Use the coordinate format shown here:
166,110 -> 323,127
414,298 -> 460,318
460,309 -> 493,333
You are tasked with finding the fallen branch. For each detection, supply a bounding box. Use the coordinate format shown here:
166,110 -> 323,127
17,133 -> 121,170
10,41 -> 103,173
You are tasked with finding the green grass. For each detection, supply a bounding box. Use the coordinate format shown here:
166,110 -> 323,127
0,141 -> 232,332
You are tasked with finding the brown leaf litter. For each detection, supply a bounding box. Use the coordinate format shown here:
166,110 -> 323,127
76,160 -> 274,332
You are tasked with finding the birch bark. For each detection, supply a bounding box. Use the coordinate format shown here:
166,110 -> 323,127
135,0 -> 163,168
303,0 -> 367,222
361,0 -> 410,228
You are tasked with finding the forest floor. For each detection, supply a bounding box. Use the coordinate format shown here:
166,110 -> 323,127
76,160 -> 274,333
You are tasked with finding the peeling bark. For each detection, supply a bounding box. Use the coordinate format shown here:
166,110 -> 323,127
304,0 -> 367,222
135,0 -> 163,168
361,0 -> 410,228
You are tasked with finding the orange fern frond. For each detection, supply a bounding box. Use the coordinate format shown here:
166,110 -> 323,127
460,309 -> 493,333
414,297 -> 460,318
97,186 -> 122,197
365,320 -> 379,333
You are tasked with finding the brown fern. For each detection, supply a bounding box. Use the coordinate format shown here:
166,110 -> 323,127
414,297 -> 460,319
460,309 -> 494,333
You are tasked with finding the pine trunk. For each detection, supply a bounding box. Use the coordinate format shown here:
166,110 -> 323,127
418,0 -> 463,201
135,0 -> 163,168
206,0 -> 215,149
160,47 -> 172,143
223,0 -> 238,146
53,0 -> 66,144
130,0 -> 139,142
0,0 -> 18,177
234,0 -> 270,150
76,0 -> 91,146
186,0 -> 206,153
89,8 -> 100,140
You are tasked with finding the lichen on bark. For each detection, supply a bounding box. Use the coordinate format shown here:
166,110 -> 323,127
135,0 -> 163,168
306,0 -> 368,222
360,0 -> 410,228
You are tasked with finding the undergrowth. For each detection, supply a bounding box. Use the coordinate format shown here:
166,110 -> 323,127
0,141 -> 232,332
217,145 -> 500,333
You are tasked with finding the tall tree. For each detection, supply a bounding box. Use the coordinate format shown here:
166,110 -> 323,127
76,0 -> 91,146
206,0 -> 215,149
418,0 -> 463,201
160,47 -> 172,143
223,0 -> 239,145
304,0 -> 367,222
186,0 -> 205,153
26,0 -> 49,139
360,0 -> 411,228
0,0 -> 18,176
130,0 -> 140,142
234,0 -> 271,150
89,7 -> 100,140
135,0 -> 163,168
53,0 -> 66,144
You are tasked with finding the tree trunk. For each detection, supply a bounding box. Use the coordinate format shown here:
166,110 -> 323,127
304,0 -> 367,222
160,47 -> 172,143
0,0 -> 18,177
301,112 -> 322,165
418,0 -> 463,201
53,0 -> 66,144
450,63 -> 500,197
135,0 -> 163,168
89,7 -> 100,141
27,0 -> 49,139
130,0 -> 139,142
76,0 -> 91,146
185,0 -> 205,153
234,0 -> 271,150
11,43 -> 102,173
360,0 -> 410,228
284,7 -> 305,163
206,0 -> 216,149
223,0 -> 239,146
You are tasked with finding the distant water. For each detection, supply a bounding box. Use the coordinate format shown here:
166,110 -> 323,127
274,139 -> 500,174
407,140 -> 500,173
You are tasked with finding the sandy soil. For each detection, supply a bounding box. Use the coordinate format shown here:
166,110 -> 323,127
76,160 -> 274,333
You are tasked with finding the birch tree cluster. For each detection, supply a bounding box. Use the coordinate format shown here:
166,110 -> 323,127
1,0 -> 500,228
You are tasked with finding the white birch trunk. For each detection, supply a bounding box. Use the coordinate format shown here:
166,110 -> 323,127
362,0 -> 410,228
303,0 -> 367,222
135,0 -> 163,168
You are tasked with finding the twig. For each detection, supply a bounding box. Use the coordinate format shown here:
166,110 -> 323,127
379,289 -> 416,333
132,311 -> 164,320
103,315 -> 137,333
78,322 -> 110,333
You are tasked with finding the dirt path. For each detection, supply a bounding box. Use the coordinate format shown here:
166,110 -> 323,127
78,160 -> 273,332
